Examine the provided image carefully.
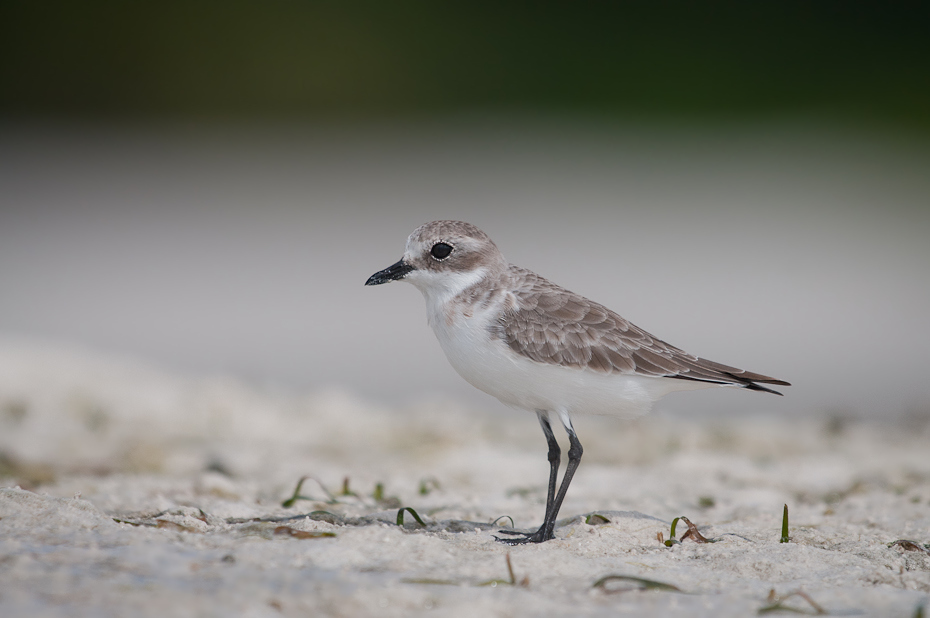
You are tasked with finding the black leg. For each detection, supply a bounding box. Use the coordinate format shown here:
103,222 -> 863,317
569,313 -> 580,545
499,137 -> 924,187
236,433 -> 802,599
496,412 -> 582,545
541,422 -> 583,539
538,412 -> 561,523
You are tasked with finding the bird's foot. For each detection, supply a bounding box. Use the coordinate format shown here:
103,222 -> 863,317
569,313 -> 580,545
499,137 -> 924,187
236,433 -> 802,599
493,526 -> 554,545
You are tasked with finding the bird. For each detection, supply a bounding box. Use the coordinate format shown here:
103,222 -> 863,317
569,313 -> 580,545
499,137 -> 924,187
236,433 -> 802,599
365,220 -> 789,544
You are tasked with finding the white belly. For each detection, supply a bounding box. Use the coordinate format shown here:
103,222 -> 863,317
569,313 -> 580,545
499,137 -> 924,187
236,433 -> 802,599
427,302 -> 714,418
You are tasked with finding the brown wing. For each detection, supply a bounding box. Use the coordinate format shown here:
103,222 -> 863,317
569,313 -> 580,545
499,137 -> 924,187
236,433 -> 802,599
496,268 -> 790,394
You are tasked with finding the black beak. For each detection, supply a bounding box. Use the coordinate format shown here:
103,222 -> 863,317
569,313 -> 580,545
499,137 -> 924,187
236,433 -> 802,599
365,259 -> 415,286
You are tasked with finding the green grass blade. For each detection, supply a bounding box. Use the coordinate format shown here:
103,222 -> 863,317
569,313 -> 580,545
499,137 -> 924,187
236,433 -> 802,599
491,515 -> 515,529
586,513 -> 611,525
669,517 -> 680,538
281,476 -> 309,508
664,517 -> 682,546
396,507 -> 426,527
281,476 -> 337,508
780,504 -> 790,543
593,574 -> 682,593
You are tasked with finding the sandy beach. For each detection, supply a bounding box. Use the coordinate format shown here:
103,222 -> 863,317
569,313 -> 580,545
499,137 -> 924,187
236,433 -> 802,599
1,341 -> 928,617
3,4 -> 930,615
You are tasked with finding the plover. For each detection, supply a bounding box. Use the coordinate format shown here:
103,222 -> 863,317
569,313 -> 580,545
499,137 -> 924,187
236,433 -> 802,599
365,220 -> 789,544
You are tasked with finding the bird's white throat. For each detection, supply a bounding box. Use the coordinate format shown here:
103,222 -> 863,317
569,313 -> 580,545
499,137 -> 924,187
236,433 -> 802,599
406,267 -> 489,326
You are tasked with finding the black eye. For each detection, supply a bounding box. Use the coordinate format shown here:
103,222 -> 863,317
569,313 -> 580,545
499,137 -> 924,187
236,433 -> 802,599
430,242 -> 453,260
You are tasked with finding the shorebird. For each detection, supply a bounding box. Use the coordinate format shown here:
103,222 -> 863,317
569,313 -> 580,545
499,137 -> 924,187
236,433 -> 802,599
365,220 -> 789,544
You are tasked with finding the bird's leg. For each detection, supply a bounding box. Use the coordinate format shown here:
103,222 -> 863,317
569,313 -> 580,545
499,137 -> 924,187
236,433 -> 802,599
495,412 -> 560,543
541,412 -> 583,540
534,411 -> 561,524
496,411 -> 582,545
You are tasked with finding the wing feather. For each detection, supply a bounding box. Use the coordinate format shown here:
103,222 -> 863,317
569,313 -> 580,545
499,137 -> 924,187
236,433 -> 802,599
496,267 -> 789,393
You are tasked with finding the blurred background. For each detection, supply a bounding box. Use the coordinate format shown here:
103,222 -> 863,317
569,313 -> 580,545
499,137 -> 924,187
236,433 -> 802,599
1,2 -> 929,420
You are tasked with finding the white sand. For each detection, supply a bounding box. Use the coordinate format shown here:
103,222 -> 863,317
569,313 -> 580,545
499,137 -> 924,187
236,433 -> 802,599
1,341 -> 928,617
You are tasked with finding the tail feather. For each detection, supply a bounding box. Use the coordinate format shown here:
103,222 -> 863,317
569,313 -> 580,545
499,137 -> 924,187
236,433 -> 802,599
671,360 -> 790,396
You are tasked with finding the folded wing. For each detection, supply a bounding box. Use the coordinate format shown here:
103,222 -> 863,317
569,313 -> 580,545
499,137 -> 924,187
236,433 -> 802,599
497,268 -> 790,395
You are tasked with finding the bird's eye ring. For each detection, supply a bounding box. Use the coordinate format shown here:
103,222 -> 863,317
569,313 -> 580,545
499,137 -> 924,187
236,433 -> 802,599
430,242 -> 453,260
